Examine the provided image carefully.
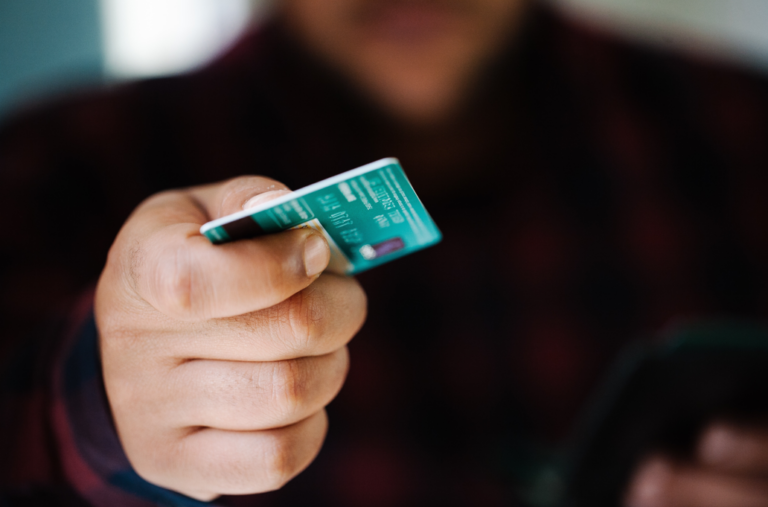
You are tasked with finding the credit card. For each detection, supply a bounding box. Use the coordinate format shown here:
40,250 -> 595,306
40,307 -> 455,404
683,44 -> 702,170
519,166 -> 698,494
200,158 -> 442,275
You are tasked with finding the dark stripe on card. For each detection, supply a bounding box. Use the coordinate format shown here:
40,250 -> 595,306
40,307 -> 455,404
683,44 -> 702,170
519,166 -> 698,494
222,216 -> 266,240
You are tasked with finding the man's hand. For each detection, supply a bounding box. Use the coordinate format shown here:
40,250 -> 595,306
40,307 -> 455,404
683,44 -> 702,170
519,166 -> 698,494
95,176 -> 367,500
625,421 -> 768,507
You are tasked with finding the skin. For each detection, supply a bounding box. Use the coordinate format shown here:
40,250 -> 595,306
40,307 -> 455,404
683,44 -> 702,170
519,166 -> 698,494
278,0 -> 530,126
625,422 -> 768,507
95,0 -> 768,501
96,177 -> 366,499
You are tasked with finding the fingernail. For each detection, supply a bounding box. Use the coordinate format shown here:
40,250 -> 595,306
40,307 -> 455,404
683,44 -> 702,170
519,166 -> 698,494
304,234 -> 330,277
243,189 -> 291,210
699,425 -> 740,465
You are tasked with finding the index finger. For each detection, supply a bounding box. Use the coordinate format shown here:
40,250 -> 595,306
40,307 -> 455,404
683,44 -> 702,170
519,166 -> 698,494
115,177 -> 331,320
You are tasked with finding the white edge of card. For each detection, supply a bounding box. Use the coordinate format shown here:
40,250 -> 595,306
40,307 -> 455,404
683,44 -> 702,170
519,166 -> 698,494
199,157 -> 400,235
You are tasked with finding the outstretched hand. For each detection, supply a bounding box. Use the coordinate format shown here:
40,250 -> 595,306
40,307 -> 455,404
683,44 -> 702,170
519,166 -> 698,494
95,176 -> 367,500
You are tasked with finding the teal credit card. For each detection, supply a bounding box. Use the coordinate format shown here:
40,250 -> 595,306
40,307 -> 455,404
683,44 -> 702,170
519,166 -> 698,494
200,158 -> 442,275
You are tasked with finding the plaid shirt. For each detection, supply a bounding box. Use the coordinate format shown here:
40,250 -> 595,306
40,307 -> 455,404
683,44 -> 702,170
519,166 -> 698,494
2,5 -> 768,506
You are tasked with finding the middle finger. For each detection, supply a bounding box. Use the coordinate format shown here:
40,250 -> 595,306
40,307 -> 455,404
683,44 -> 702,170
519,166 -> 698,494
137,274 -> 367,362
149,348 -> 349,431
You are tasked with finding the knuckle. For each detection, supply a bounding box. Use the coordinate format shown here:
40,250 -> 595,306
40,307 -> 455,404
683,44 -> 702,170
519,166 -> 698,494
275,290 -> 324,353
164,248 -> 193,314
154,245 -> 202,319
287,295 -> 314,351
268,360 -> 305,418
261,247 -> 290,295
261,435 -> 295,490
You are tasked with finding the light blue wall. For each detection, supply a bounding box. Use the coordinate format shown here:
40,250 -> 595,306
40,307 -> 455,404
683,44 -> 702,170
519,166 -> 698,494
0,0 -> 103,119
1,0 -> 767,121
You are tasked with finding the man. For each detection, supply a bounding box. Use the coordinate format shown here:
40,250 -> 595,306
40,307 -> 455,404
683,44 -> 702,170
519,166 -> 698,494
2,0 -> 768,505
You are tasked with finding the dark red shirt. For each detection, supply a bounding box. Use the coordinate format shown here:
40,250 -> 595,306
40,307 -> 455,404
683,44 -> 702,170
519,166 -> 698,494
2,6 -> 768,506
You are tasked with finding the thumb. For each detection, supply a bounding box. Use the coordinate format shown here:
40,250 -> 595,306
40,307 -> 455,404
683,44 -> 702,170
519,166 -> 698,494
203,175 -> 293,219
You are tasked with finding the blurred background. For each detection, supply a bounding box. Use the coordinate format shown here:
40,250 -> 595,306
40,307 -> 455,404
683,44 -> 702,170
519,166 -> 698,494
2,0 -> 768,120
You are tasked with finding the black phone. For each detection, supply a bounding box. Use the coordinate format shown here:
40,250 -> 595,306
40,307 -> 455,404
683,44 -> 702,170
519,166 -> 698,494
560,321 -> 768,507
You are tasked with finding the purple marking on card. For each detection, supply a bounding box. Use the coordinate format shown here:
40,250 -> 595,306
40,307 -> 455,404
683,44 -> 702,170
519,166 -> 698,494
373,237 -> 405,257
